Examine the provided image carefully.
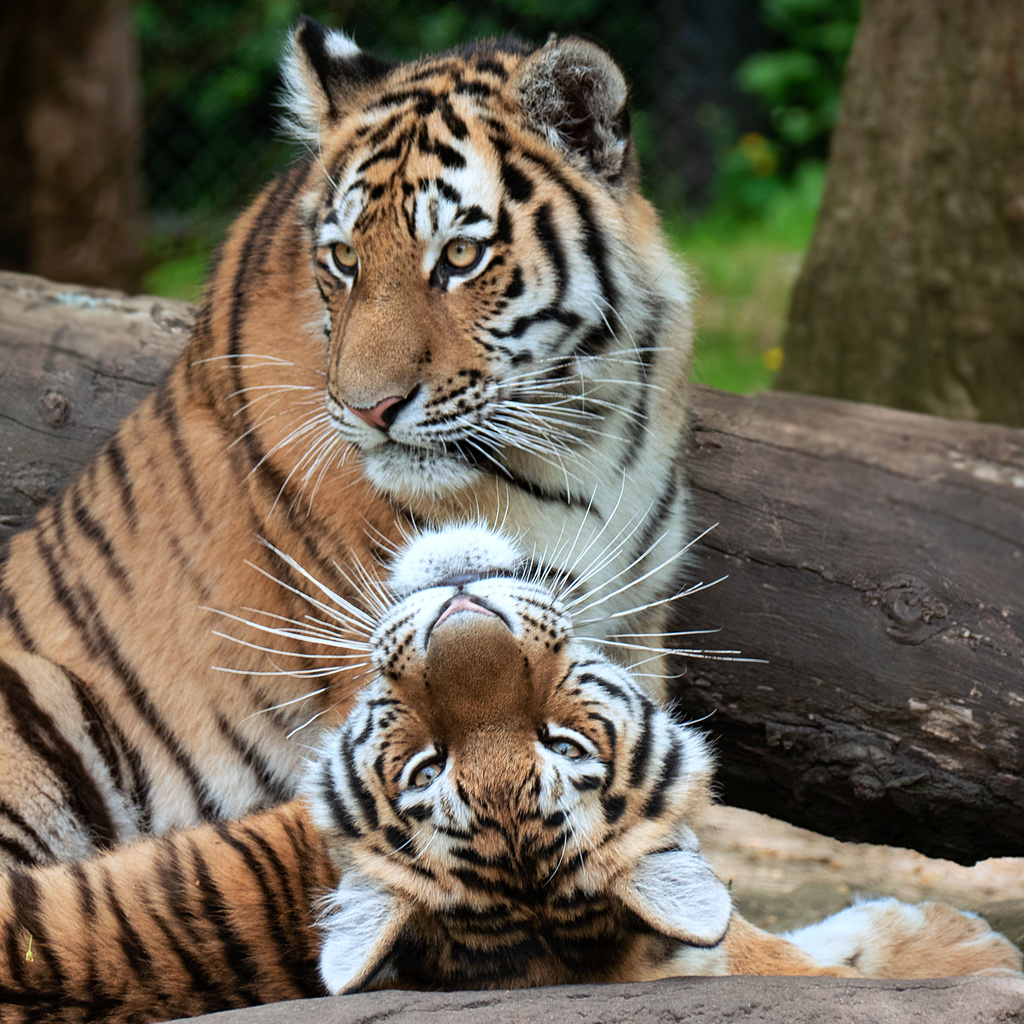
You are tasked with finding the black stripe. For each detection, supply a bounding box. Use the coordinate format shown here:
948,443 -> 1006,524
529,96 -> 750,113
441,103 -> 468,139
31,535 -> 214,819
317,760 -> 360,839
69,862 -> 102,1005
577,672 -> 630,705
533,203 -> 567,305
100,866 -> 161,989
602,793 -> 627,823
0,659 -> 120,851
643,734 -> 681,819
215,714 -> 291,806
155,386 -> 207,527
628,698 -> 657,787
68,481 -> 131,593
343,740 -> 379,829
0,576 -> 35,653
189,842 -> 264,1004
103,438 -> 139,533
521,149 -> 619,313
155,842 -> 244,1008
8,872 -> 63,991
214,822 -> 320,996
500,159 -> 534,203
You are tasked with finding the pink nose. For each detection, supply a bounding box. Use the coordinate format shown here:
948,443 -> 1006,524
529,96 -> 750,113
346,396 -> 405,431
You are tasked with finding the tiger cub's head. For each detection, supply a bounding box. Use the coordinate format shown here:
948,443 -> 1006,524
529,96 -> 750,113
305,524 -> 730,993
270,19 -> 692,504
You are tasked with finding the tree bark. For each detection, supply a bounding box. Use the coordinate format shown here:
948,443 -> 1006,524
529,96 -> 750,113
0,0 -> 145,290
1,271 -> 1023,864
775,0 -> 1024,427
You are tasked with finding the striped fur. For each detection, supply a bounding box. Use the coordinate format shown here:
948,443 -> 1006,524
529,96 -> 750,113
0,526 -> 1017,1023
0,23 -> 694,865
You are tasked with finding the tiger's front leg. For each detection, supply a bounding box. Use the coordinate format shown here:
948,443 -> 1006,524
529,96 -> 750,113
0,649 -> 143,867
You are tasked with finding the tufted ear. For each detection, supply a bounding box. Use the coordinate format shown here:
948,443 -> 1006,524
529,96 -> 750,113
509,37 -> 634,182
280,16 -> 392,141
317,870 -> 413,995
614,839 -> 733,947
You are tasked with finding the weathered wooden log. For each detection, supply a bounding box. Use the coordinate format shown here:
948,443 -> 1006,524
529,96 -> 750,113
170,975 -> 1024,1024
682,389 -> 1024,863
1,270 -> 1022,863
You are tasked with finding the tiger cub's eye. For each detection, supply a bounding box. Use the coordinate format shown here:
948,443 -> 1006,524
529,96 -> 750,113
443,238 -> 480,270
549,738 -> 585,760
331,243 -> 359,273
411,760 -> 444,788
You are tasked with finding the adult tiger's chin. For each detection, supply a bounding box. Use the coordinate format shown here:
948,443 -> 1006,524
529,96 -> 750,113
358,440 -> 483,502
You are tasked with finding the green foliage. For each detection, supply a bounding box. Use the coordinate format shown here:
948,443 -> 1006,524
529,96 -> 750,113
672,164 -> 825,393
736,0 -> 859,167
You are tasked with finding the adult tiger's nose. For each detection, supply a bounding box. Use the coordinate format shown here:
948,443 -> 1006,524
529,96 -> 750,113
345,394 -> 406,432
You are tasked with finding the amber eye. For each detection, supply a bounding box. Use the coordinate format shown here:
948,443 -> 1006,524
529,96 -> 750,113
330,242 -> 359,275
548,738 -> 585,760
443,238 -> 481,271
410,759 -> 444,789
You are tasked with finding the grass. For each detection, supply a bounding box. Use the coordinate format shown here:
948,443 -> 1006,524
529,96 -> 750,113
141,166 -> 824,395
669,162 -> 825,394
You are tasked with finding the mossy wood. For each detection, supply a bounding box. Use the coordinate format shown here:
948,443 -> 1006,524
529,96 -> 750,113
1,271 -> 1022,863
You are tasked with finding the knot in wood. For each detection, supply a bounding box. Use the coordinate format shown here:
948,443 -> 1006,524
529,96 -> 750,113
40,390 -> 69,428
869,575 -> 949,646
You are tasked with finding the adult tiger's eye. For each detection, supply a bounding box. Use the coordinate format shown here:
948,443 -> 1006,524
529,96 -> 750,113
412,761 -> 443,788
444,238 -> 480,269
332,243 -> 359,271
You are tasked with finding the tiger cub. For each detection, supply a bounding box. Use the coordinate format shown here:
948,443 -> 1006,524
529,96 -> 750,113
0,526 -> 1017,1024
0,20 -> 694,865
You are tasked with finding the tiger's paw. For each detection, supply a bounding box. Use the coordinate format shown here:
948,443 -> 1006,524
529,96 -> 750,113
783,897 -> 1023,979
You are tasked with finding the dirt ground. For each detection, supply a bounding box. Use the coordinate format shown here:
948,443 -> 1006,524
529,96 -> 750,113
702,804 -> 1024,950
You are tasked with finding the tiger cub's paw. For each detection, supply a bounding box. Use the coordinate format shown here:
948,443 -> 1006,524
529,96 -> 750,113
783,897 -> 1023,979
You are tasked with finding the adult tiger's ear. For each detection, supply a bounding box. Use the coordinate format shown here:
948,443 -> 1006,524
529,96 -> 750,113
281,16 -> 392,141
317,871 -> 413,994
509,37 -> 635,183
613,831 -> 733,947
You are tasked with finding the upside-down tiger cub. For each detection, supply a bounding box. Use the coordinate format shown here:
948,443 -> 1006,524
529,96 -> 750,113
0,19 -> 695,866
0,525 -> 1018,1024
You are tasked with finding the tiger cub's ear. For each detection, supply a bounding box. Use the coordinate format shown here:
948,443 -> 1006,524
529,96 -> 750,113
613,831 -> 733,947
317,871 -> 413,994
281,16 -> 392,140
509,37 -> 634,183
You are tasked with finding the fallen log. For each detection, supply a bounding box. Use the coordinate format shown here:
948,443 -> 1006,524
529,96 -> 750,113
1,270 -> 1022,863
171,975 -> 1024,1024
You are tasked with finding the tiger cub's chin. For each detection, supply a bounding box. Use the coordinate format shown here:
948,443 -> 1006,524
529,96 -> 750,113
306,523 -> 731,994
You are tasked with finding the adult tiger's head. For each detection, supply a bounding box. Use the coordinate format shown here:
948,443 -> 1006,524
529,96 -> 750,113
247,18 -> 693,505
304,524 -> 729,993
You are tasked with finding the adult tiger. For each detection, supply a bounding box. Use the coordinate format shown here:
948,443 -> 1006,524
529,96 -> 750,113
0,525 -> 1017,1024
0,21 -> 695,864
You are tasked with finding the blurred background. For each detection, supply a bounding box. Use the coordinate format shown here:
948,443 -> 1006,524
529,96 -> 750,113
0,0 -> 858,395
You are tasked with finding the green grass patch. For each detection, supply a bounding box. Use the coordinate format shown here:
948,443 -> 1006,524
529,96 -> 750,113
670,162 -> 824,394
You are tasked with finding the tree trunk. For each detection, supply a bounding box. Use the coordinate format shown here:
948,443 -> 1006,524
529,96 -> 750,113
1,271 -> 1023,864
775,0 -> 1024,427
0,0 -> 144,290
